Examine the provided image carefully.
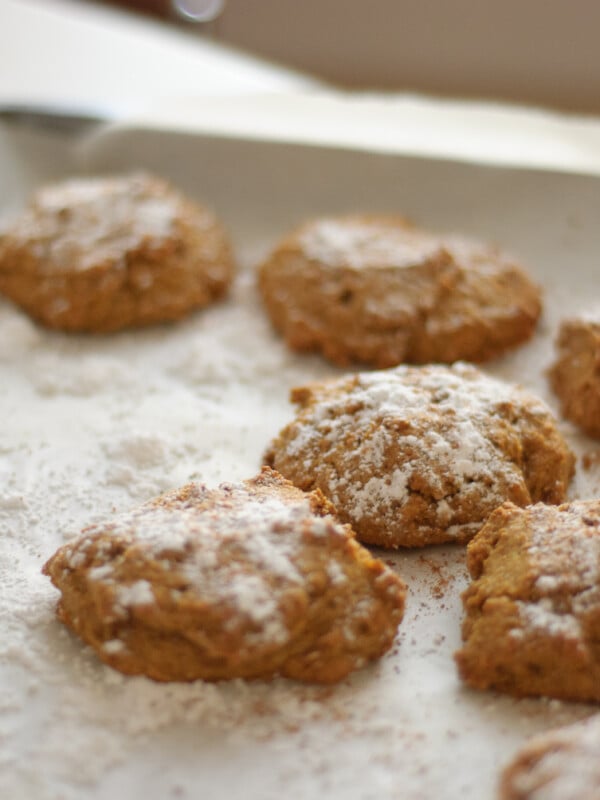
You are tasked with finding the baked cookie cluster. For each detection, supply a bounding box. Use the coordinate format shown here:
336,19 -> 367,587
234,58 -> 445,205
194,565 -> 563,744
266,363 -> 573,547
0,173 -> 234,332
12,170 -> 597,795
259,215 -> 541,367
43,469 -> 406,683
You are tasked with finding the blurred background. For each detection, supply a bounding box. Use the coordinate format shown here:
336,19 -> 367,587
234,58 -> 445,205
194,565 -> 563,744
99,0 -> 600,113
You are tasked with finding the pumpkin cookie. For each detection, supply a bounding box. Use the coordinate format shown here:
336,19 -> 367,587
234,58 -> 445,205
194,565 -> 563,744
499,715 -> 600,800
456,500 -> 600,702
265,363 -> 574,548
258,215 -> 541,367
549,311 -> 600,437
0,172 -> 234,332
43,468 -> 406,683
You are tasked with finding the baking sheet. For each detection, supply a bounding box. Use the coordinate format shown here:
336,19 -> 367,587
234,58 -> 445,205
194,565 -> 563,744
0,120 -> 599,800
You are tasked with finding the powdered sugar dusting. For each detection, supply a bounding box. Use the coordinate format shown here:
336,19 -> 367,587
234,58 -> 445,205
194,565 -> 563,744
58,483 -> 340,648
515,504 -> 600,644
115,580 -> 155,607
5,173 -> 179,273
517,599 -> 582,640
528,505 -> 600,590
274,363 -> 553,543
298,218 -> 444,270
576,306 -> 600,326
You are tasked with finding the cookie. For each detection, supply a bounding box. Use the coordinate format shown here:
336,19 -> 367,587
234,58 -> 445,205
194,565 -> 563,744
42,468 -> 406,683
549,311 -> 600,437
258,214 -> 541,367
0,172 -> 234,332
499,715 -> 600,800
265,363 -> 574,548
456,500 -> 600,702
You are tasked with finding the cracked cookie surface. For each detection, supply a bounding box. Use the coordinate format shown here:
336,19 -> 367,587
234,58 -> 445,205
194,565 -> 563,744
0,172 -> 234,332
456,500 -> 600,701
258,215 -> 541,367
43,468 -> 406,683
265,363 -> 574,548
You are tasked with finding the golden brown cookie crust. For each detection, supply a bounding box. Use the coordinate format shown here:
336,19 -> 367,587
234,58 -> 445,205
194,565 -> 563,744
258,215 -> 541,367
265,363 -> 574,548
549,312 -> 600,438
456,500 -> 600,702
499,715 -> 600,800
0,173 -> 234,332
42,468 -> 406,683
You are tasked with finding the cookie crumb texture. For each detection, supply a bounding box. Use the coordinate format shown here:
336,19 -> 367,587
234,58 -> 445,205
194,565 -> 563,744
265,363 -> 574,548
0,173 -> 234,332
456,501 -> 600,702
258,215 -> 541,367
499,714 -> 600,800
549,312 -> 600,437
42,468 -> 406,683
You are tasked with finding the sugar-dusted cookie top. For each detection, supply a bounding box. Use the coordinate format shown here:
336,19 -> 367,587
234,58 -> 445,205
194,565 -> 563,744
43,468 -> 406,683
456,500 -> 600,702
0,172 -> 234,332
258,214 -> 541,367
266,363 -> 574,548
